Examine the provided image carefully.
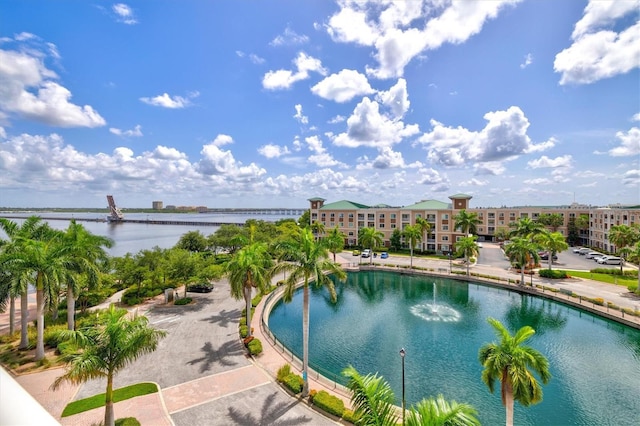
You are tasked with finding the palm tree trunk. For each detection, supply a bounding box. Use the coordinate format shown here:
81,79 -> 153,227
35,285 -> 45,360
505,386 -> 515,426
302,284 -> 310,397
466,254 -> 470,276
410,247 -> 414,269
244,285 -> 252,337
520,269 -> 525,287
67,287 -> 75,330
9,296 -> 15,335
19,291 -> 29,350
105,374 -> 115,426
548,256 -> 552,270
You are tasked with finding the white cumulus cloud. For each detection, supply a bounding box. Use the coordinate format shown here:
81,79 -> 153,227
527,155 -> 573,169
140,92 -> 198,109
262,52 -> 327,90
608,127 -> 640,157
113,3 -> 138,25
109,124 -> 143,137
311,69 -> 375,103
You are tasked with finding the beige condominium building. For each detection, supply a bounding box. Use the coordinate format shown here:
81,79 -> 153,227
308,194 -> 639,254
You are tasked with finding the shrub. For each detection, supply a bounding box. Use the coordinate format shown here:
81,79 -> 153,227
628,284 -> 638,293
282,373 -> 303,394
239,325 -> 249,338
593,298 -> 604,306
239,316 -> 247,326
312,390 -> 345,418
276,364 -> 292,383
247,338 -> 262,356
308,389 -> 317,403
539,269 -> 568,279
56,340 -> 79,356
251,294 -> 262,307
115,418 -> 141,426
43,325 -> 67,348
342,409 -> 360,424
174,297 -> 192,306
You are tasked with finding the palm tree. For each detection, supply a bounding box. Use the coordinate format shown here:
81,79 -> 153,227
3,222 -> 71,360
273,228 -> 346,396
504,237 -> 540,286
403,225 -> 422,269
310,220 -> 326,241
62,220 -> 113,330
406,396 -> 480,426
227,242 -> 274,337
53,305 -> 166,426
342,365 -> 398,426
0,217 -> 49,348
454,210 -> 481,236
416,217 -> 432,251
509,217 -> 545,243
325,226 -> 346,261
455,236 -> 478,277
620,241 -> 640,294
359,227 -> 384,265
534,231 -> 568,270
479,317 -> 551,426
609,224 -> 640,272
537,213 -> 564,232
342,365 -> 480,426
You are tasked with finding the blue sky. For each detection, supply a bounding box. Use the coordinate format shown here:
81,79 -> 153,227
0,0 -> 638,209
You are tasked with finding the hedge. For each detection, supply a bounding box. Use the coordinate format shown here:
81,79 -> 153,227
312,390 -> 345,418
539,269 -> 569,279
247,338 -> 263,356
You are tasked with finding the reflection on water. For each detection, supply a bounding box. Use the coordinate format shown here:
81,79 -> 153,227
268,271 -> 640,426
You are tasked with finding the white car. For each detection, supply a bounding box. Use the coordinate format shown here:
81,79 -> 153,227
577,248 -> 591,255
596,256 -> 622,265
572,247 -> 583,253
585,251 -> 602,259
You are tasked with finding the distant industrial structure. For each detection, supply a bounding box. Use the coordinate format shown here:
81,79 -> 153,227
106,195 -> 124,222
152,201 -> 163,210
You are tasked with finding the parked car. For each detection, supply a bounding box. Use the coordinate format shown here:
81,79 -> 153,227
352,250 -> 361,256
477,242 -> 483,248
572,247 -> 584,253
597,256 -> 622,265
538,251 -> 558,261
187,283 -> 214,293
592,254 -> 607,262
361,249 -> 371,258
585,251 -> 602,259
380,252 -> 389,259
577,248 -> 591,255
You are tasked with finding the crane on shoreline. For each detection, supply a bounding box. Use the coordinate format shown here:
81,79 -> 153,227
106,195 -> 124,222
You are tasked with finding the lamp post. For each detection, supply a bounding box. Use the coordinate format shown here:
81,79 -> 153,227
448,251 -> 452,273
399,348 -> 406,426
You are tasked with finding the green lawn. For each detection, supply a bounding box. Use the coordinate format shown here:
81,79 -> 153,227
564,270 -> 637,287
61,382 -> 158,417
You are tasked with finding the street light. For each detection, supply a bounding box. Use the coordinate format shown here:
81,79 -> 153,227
399,348 -> 406,426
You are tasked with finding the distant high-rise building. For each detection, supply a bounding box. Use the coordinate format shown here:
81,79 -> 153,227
152,201 -> 163,210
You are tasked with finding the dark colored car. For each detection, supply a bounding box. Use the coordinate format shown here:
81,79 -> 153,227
538,251 -> 557,261
187,283 -> 214,293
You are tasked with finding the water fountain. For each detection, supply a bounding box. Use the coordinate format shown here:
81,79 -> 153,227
409,282 -> 461,322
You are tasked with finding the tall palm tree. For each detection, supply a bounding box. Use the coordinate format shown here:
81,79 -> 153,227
534,231 -> 568,270
62,220 -> 113,330
273,228 -> 346,396
227,242 -> 274,337
453,210 -> 481,236
0,217 -> 49,348
620,241 -> 640,294
53,305 -> 166,426
455,236 -> 478,277
403,225 -> 423,269
479,317 -> 551,426
310,220 -> 326,241
416,217 -> 432,251
359,227 -> 384,265
325,226 -> 346,261
504,237 -> 540,286
343,365 -> 480,426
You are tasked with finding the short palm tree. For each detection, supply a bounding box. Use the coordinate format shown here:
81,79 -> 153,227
403,225 -> 423,269
455,236 -> 478,277
311,220 -> 326,240
227,241 -> 274,336
416,217 -> 432,251
504,237 -> 540,286
620,241 -> 640,294
609,224 -> 640,272
53,305 -> 166,426
359,227 -> 384,265
479,317 -> 551,426
273,228 -> 346,396
509,217 -> 545,242
343,365 -> 480,426
534,230 -> 568,270
326,226 -> 346,261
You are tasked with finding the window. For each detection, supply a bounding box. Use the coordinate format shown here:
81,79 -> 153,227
442,225 -> 449,231
391,224 -> 396,229
390,213 -> 396,219
402,214 -> 410,220
442,236 -> 449,241
442,214 -> 449,219
339,213 -> 344,218
379,213 -> 385,219
379,223 -> 385,228
321,213 -> 326,218
349,213 -> 354,218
